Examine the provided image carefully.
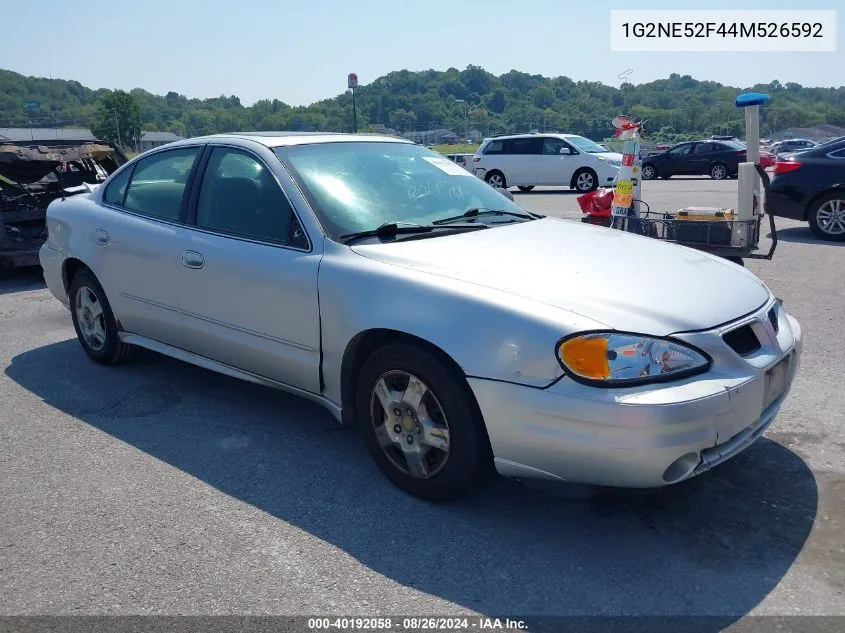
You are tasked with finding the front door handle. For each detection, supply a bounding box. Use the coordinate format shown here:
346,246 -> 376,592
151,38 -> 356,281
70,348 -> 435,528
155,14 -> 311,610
94,229 -> 109,245
180,250 -> 205,269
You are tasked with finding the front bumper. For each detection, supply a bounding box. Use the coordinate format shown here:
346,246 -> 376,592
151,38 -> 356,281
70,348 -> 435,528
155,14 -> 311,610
470,303 -> 803,488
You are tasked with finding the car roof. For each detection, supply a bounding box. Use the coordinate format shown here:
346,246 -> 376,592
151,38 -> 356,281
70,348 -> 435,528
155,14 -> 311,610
483,132 -> 581,141
172,131 -> 413,148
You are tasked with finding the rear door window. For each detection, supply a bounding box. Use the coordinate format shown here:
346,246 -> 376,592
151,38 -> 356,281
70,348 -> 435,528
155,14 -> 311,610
102,166 -> 134,206
123,147 -> 201,222
508,138 -> 543,155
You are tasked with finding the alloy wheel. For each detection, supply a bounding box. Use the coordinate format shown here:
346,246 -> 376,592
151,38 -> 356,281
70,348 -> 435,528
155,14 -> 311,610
710,164 -> 728,180
576,171 -> 595,192
75,285 -> 107,352
486,173 -> 504,189
816,198 -> 845,236
369,370 -> 451,479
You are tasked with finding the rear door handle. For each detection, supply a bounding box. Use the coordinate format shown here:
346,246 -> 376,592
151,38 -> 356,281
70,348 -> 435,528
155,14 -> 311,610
94,229 -> 109,245
180,250 -> 205,269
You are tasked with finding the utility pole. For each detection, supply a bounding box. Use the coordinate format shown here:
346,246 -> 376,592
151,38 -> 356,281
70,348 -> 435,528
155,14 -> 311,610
347,73 -> 359,134
114,109 -> 122,148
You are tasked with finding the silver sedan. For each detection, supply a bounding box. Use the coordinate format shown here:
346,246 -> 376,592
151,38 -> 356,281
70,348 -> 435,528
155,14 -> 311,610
39,132 -> 803,501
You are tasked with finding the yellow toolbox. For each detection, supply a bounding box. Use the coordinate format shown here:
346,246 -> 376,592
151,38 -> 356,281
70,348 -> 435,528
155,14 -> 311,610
674,207 -> 736,221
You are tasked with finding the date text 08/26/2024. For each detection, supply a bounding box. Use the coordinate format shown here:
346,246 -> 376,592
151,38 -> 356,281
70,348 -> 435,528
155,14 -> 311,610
307,617 -> 528,631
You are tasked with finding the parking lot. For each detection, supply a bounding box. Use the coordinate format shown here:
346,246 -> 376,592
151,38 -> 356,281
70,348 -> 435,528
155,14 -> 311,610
1,177 -> 843,623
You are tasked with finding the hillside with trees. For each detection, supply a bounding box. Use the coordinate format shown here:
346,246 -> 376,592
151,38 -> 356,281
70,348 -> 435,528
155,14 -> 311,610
2,66 -> 844,147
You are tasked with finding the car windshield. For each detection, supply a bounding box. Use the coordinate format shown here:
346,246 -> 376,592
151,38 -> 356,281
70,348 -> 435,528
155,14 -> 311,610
274,141 -> 527,239
564,135 -> 608,153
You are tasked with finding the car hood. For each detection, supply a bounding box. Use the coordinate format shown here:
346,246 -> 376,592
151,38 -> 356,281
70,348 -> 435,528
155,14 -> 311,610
592,151 -> 624,162
350,218 -> 771,335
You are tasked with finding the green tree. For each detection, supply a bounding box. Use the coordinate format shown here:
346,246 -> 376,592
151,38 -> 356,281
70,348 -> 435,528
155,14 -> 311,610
92,90 -> 141,149
489,89 -> 507,114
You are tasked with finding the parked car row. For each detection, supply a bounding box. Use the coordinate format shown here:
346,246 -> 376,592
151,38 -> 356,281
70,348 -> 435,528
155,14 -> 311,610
767,138 -> 818,160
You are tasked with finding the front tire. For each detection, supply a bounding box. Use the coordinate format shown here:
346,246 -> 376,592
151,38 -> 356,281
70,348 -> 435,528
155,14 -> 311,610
69,269 -> 136,365
572,168 -> 598,193
356,342 -> 491,502
808,192 -> 845,242
517,186 -> 535,192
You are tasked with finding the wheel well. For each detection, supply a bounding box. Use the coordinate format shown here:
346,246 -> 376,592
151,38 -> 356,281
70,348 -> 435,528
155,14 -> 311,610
62,258 -> 89,296
804,187 -> 845,221
570,166 -> 596,188
340,329 -> 476,425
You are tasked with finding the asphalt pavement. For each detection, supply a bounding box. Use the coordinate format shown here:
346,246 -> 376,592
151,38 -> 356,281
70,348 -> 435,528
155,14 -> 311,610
1,177 -> 843,626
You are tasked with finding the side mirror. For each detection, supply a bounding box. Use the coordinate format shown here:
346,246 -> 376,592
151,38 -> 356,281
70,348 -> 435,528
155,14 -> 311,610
559,147 -> 572,155
496,187 -> 514,201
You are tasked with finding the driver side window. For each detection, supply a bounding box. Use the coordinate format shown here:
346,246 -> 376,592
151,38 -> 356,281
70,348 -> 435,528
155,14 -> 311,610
195,147 -> 306,248
543,138 -> 570,155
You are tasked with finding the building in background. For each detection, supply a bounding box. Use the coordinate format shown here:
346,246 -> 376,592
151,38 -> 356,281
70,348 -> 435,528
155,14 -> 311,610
139,131 -> 185,152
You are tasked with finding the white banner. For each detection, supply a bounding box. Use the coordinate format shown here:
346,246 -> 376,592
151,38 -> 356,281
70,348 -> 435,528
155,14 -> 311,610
610,10 -> 836,52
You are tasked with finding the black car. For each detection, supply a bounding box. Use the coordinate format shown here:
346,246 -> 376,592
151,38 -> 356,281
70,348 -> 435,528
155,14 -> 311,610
766,136 -> 845,242
641,140 -> 747,181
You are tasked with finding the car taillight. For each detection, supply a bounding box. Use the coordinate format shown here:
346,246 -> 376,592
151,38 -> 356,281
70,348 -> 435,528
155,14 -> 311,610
774,160 -> 801,175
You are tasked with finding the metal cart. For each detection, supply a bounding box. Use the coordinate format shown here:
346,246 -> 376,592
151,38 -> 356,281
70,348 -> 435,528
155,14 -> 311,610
614,164 -> 777,266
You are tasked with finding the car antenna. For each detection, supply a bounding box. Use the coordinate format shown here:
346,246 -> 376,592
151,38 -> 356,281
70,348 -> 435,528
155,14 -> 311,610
618,69 -> 634,118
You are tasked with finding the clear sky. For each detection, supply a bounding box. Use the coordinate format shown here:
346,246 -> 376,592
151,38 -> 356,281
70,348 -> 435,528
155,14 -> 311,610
3,0 -> 843,106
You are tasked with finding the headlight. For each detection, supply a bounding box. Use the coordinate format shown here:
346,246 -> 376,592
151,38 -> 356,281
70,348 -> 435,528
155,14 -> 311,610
555,331 -> 710,387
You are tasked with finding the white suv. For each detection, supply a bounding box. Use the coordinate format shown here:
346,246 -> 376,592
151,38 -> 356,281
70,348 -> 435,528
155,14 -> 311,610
471,133 -> 622,193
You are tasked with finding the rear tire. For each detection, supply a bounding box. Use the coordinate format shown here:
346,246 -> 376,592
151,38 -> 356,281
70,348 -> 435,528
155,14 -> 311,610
69,269 -> 136,365
641,164 -> 657,180
808,192 -> 845,242
709,162 -> 729,180
572,168 -> 598,193
355,342 -> 491,502
484,171 -> 506,189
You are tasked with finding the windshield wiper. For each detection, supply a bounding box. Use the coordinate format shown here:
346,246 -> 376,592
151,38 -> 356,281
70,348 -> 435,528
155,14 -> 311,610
339,222 -> 486,245
433,207 -> 538,226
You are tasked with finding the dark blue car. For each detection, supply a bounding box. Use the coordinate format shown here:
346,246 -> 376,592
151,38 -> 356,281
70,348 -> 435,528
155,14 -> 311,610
641,140 -> 748,181
766,136 -> 845,242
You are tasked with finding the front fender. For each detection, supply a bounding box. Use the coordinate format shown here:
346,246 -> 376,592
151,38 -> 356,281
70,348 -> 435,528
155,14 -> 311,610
317,244 -> 607,407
